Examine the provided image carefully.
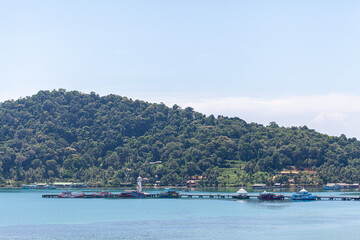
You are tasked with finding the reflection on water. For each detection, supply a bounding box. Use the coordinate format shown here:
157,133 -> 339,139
244,199 -> 292,210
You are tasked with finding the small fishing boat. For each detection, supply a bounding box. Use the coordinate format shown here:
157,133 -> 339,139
91,191 -> 111,198
232,188 -> 249,199
130,191 -> 145,198
292,188 -> 316,200
112,190 -> 145,198
58,191 -> 85,198
118,191 -> 133,198
258,191 -> 284,200
159,190 -> 180,198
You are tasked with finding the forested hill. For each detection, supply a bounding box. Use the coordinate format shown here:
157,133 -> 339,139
0,89 -> 359,187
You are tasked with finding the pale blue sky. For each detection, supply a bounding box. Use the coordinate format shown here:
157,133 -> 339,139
1,1 -> 360,137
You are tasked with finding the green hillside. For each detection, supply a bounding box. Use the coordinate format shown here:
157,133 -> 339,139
0,89 -> 359,187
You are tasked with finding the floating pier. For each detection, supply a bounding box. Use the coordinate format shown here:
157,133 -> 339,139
42,178 -> 360,201
174,193 -> 360,201
42,192 -> 360,201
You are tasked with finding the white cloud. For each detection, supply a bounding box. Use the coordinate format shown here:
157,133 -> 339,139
166,93 -> 360,139
310,112 -> 348,125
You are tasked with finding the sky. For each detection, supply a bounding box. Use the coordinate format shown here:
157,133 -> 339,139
1,0 -> 360,138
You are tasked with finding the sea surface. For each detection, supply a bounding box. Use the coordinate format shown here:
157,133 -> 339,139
1,188 -> 360,240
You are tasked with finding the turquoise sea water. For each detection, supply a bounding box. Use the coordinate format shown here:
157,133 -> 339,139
1,188 -> 360,240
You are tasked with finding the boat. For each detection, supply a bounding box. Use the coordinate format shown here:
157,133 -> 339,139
91,191 -> 111,198
112,190 -> 146,198
292,188 -> 316,200
159,190 -> 180,198
258,191 -> 284,200
118,191 -> 133,198
232,188 -> 249,199
58,191 -> 85,198
103,192 -> 129,199
130,191 -> 145,198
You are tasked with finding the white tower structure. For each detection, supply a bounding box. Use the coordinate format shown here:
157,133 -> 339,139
137,176 -> 143,193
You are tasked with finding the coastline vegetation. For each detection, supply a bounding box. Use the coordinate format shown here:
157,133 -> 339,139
0,90 -> 359,187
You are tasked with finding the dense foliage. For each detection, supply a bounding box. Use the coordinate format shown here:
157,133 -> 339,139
0,90 -> 359,187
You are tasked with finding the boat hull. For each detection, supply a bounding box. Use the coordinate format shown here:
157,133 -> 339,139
232,195 -> 250,199
58,191 -> 85,198
159,191 -> 180,198
258,193 -> 284,200
292,195 -> 316,201
106,191 -> 145,199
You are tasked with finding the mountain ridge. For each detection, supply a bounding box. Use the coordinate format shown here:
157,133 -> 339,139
0,89 -> 359,187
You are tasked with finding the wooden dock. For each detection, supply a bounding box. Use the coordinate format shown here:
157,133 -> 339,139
42,192 -> 360,201
315,195 -> 360,201
179,193 -> 360,201
42,194 -> 59,198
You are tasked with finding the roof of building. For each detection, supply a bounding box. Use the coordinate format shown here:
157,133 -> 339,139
54,182 -> 72,185
236,188 -> 248,194
336,183 -> 350,186
280,171 -> 299,174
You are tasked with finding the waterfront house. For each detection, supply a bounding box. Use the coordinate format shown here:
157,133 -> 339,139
324,183 -> 339,190
252,184 -> 267,189
186,180 -> 197,187
53,182 -> 88,188
53,182 -> 72,188
71,182 -> 88,188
